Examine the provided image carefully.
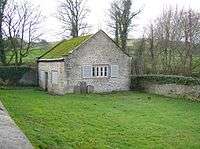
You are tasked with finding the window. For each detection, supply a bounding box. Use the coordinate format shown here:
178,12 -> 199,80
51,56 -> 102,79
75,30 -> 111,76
96,67 -> 99,76
92,65 -> 109,78
101,67 -> 103,76
104,67 -> 108,76
92,67 -> 95,77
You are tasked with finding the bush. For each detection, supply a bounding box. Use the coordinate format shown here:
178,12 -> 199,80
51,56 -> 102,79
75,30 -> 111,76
131,75 -> 200,89
0,66 -> 34,86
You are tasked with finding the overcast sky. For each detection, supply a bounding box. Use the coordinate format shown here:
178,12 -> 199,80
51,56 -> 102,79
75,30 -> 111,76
28,0 -> 199,42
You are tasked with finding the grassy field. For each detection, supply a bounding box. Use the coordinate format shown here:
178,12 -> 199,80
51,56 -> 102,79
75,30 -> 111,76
1,89 -> 200,149
6,48 -> 46,65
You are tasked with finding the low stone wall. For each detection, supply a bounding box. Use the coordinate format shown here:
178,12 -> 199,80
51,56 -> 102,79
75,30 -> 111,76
18,69 -> 38,86
141,83 -> 200,100
0,66 -> 38,87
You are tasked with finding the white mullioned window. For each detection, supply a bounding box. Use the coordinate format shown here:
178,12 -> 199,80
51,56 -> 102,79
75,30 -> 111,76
92,65 -> 109,78
82,64 -> 119,78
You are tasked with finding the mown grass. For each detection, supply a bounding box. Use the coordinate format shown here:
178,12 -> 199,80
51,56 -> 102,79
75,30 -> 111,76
0,89 -> 200,149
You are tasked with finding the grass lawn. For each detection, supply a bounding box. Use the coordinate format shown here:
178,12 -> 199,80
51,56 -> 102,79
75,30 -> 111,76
0,89 -> 200,149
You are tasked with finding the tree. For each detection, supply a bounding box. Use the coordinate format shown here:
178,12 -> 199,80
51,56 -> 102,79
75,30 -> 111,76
3,0 -> 43,65
108,0 -> 141,50
0,0 -> 7,64
147,24 -> 157,73
144,7 -> 200,76
58,0 -> 89,38
108,1 -> 120,45
133,36 -> 145,75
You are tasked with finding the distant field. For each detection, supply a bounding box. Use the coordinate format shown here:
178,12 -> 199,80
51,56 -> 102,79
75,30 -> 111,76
22,48 -> 46,64
6,48 -> 46,65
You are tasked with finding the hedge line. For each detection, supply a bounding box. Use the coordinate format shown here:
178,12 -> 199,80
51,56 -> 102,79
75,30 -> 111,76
0,66 -> 34,85
131,75 -> 200,88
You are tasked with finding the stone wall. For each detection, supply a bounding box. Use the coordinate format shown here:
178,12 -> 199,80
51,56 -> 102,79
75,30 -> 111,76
19,68 -> 38,86
64,30 -> 131,93
141,83 -> 200,100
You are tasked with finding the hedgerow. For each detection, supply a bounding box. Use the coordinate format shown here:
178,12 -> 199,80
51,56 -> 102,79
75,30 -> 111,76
0,66 -> 33,85
131,75 -> 200,89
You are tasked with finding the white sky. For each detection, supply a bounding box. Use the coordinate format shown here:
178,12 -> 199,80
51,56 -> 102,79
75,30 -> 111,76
28,0 -> 200,42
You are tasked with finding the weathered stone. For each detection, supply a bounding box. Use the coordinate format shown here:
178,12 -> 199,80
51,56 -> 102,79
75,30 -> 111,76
87,85 -> 94,93
73,85 -> 81,93
142,83 -> 200,101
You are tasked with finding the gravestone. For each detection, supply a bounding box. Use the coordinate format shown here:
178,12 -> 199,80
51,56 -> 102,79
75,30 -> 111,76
79,82 -> 87,94
74,85 -> 81,93
87,85 -> 94,93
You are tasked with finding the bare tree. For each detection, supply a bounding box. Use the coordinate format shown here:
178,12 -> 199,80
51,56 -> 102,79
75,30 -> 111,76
183,10 -> 200,76
3,0 -> 43,65
147,24 -> 157,73
108,0 -> 141,50
0,0 -> 7,64
144,7 -> 200,76
58,0 -> 89,38
108,1 -> 120,45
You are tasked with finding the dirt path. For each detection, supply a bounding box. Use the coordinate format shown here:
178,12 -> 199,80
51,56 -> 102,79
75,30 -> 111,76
0,102 -> 33,149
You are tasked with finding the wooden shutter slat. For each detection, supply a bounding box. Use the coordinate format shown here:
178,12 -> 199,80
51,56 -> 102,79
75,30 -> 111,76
83,65 -> 92,78
111,65 -> 119,78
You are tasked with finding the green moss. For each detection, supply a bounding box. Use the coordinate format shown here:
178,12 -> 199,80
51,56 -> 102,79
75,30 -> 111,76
41,35 -> 92,59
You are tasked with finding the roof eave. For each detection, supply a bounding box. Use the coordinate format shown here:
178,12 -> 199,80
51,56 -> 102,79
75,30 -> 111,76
37,58 -> 65,62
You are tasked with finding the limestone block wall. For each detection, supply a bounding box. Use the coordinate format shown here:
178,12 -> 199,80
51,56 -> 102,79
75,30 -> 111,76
141,83 -> 200,100
63,30 -> 131,93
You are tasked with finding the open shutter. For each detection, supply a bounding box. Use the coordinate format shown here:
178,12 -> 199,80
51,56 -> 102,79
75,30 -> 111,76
82,65 -> 92,78
111,65 -> 119,78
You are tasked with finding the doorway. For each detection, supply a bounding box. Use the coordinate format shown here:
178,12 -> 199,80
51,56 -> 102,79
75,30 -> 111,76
44,72 -> 48,91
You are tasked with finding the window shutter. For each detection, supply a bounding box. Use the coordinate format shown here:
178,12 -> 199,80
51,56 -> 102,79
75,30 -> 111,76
82,65 -> 92,78
111,65 -> 119,78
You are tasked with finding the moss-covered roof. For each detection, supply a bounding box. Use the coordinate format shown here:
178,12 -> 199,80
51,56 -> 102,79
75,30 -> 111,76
40,35 -> 92,59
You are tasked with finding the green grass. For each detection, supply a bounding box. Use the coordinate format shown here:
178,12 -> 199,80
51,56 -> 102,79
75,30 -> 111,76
1,89 -> 200,149
22,49 -> 46,64
6,48 -> 46,65
41,35 -> 92,59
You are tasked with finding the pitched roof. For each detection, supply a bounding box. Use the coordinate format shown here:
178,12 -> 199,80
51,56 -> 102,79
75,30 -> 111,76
38,30 -> 130,61
39,35 -> 92,59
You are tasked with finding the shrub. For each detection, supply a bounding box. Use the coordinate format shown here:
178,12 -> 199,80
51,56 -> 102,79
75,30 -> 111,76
131,75 -> 200,89
0,66 -> 34,86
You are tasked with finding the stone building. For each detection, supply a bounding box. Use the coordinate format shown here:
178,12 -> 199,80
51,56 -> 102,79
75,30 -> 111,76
37,30 -> 131,95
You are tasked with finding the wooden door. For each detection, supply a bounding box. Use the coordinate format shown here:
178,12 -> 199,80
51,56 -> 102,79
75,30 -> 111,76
45,72 -> 48,91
